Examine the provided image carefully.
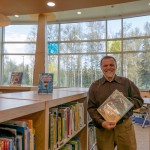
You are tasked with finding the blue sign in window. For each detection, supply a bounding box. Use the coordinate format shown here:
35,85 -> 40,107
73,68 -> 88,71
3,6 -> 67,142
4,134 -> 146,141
48,42 -> 58,54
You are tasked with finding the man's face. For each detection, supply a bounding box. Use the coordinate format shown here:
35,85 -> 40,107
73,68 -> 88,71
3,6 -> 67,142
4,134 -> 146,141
101,58 -> 117,80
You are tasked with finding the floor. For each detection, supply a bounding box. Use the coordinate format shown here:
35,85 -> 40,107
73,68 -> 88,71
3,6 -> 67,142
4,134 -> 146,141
134,123 -> 149,150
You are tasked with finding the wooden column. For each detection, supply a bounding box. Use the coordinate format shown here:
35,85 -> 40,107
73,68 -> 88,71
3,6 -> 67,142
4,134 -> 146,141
0,28 -> 2,84
33,14 -> 48,86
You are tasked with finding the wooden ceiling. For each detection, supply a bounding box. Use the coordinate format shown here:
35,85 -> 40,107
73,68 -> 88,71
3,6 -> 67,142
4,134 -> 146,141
0,0 -> 138,16
0,0 -> 149,22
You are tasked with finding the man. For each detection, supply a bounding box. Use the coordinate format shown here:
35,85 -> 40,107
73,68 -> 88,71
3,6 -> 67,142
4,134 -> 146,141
87,56 -> 143,150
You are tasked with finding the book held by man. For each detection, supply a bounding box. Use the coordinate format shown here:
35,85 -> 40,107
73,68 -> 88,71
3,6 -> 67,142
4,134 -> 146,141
97,89 -> 134,123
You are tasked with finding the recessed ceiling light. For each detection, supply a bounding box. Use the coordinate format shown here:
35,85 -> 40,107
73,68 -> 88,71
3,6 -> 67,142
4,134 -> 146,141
14,15 -> 19,18
47,2 -> 55,7
77,11 -> 82,15
149,2 -> 150,5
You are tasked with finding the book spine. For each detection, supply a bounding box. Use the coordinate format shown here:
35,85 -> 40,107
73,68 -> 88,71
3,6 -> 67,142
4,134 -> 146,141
49,113 -> 54,150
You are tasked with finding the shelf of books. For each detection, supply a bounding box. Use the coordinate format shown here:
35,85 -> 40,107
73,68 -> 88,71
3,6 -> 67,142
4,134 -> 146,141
48,96 -> 87,150
0,98 -> 45,150
87,112 -> 97,150
88,122 -> 97,150
0,88 -> 88,150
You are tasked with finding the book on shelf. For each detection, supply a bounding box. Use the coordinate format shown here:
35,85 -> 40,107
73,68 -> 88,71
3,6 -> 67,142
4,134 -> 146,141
49,112 -> 54,150
17,135 -> 23,150
71,102 -> 80,132
0,120 -> 30,150
0,137 -> 12,150
9,72 -> 23,86
78,103 -> 85,128
58,107 -> 68,141
3,120 -> 28,127
50,107 -> 68,148
60,143 -> 72,150
97,89 -> 134,123
49,101 -> 85,150
60,106 -> 72,138
88,122 -> 96,150
60,104 -> 75,136
68,137 -> 81,150
13,118 -> 35,150
38,73 -> 54,94
0,139 -> 4,150
49,107 -> 58,149
0,127 -> 17,150
57,113 -> 62,145
62,101 -> 85,134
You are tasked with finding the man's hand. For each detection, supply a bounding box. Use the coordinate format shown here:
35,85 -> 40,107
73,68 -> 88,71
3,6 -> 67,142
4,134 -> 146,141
102,121 -> 116,130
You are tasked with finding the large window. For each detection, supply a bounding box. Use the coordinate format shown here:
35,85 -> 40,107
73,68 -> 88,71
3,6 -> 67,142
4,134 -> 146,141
2,25 -> 37,85
1,15 -> 150,89
47,15 -> 150,89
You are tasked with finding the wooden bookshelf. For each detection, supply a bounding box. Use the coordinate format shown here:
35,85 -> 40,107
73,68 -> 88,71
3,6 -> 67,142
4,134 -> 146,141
0,98 -> 46,149
140,90 -> 150,98
0,85 -> 38,93
0,88 -> 88,150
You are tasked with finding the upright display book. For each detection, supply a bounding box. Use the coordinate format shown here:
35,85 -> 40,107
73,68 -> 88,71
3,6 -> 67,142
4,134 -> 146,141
38,73 -> 53,93
97,89 -> 134,123
9,72 -> 23,86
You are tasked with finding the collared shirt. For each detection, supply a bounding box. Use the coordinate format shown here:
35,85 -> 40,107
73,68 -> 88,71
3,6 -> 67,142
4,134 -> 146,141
87,75 -> 143,128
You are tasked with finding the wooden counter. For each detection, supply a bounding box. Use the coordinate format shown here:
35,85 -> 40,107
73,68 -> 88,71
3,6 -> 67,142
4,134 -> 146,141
0,98 -> 44,122
0,90 -> 87,102
54,87 -> 89,92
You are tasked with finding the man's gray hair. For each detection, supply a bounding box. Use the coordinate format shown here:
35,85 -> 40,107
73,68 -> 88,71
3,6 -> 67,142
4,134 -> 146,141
100,56 -> 117,67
